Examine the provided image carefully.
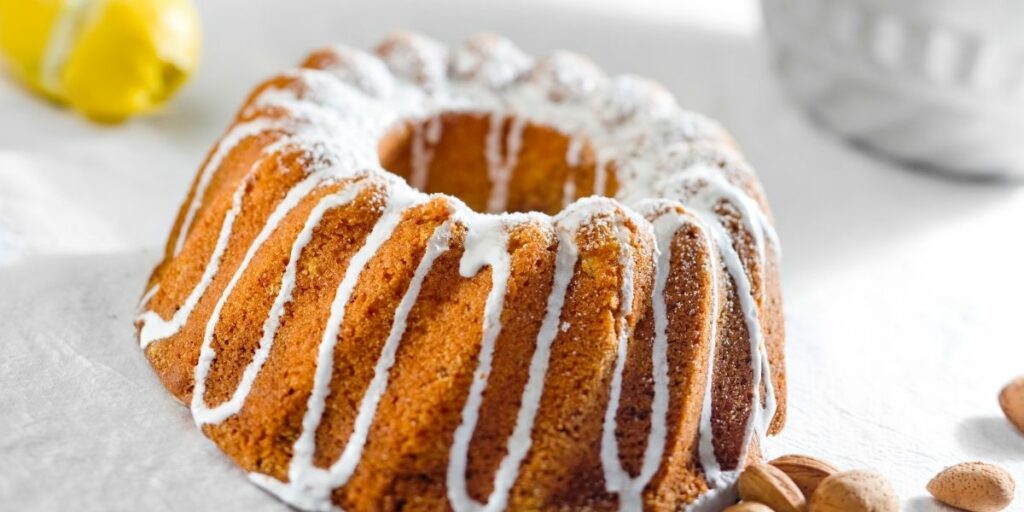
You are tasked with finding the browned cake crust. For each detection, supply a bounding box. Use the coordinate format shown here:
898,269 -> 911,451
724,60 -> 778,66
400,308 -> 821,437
136,32 -> 785,511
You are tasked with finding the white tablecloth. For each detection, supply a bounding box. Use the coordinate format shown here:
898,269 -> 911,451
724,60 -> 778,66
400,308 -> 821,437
2,1 -> 1021,510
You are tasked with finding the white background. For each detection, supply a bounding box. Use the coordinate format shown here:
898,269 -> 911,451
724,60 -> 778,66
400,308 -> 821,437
1,1 -> 1022,510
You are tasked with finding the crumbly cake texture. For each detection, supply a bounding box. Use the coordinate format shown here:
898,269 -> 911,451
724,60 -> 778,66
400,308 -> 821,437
135,32 -> 786,511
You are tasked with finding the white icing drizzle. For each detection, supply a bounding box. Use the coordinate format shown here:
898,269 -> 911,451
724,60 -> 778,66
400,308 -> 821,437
632,200 -> 759,512
684,484 -> 740,512
472,202 -> 583,511
657,210 -> 725,511
653,166 -> 780,499
445,201 -> 617,512
446,214 -> 515,512
714,224 -> 777,465
141,32 -> 784,512
138,75 -> 388,349
484,114 -> 527,213
599,213 -> 644,510
425,113 -> 444,143
566,135 -> 585,167
253,210 -> 452,512
409,117 -> 437,191
689,217 -> 776,499
252,185 -> 431,511
172,119 -> 285,256
192,178 -> 371,425
593,201 -> 719,511
139,168 -> 256,348
136,284 -> 160,316
561,136 -> 584,207
327,219 -> 454,484
139,159 -> 337,349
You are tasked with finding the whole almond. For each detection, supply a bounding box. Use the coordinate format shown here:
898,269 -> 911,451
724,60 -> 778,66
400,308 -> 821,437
1000,376 -> 1024,435
738,463 -> 806,512
724,502 -> 775,512
809,470 -> 899,512
771,454 -> 841,498
927,461 -> 1015,512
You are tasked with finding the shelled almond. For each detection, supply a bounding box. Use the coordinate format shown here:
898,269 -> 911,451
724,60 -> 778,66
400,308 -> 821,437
1000,376 -> 1024,435
770,454 -> 840,499
927,461 -> 1015,512
737,463 -> 806,512
809,470 -> 899,512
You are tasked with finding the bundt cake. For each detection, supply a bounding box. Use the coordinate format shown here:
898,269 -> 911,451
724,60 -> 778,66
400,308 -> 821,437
135,32 -> 785,511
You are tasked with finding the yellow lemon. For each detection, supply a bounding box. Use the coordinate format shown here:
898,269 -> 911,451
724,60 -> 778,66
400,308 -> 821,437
0,0 -> 201,122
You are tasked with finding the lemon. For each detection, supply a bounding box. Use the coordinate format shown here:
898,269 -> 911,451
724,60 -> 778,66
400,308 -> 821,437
0,0 -> 201,122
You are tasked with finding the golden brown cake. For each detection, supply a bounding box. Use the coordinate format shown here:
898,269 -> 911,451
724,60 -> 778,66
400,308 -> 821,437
135,32 -> 786,511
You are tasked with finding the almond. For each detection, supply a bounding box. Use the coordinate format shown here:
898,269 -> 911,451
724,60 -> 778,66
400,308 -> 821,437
1000,376 -> 1024,435
927,461 -> 1015,512
770,454 -> 840,498
809,470 -> 899,512
724,502 -> 775,512
737,463 -> 806,512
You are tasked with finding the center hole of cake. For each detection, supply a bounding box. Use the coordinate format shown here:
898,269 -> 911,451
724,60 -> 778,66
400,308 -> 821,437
378,112 -> 616,215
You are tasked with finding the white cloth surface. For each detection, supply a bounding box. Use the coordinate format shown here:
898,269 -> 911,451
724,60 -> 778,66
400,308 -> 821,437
1,0 -> 1021,510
